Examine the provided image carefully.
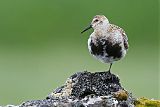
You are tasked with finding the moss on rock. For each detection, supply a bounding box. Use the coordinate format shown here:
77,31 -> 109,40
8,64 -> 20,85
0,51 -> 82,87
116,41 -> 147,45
135,97 -> 160,107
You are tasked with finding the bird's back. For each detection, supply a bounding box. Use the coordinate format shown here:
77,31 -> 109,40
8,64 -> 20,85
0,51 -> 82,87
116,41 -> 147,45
107,24 -> 129,50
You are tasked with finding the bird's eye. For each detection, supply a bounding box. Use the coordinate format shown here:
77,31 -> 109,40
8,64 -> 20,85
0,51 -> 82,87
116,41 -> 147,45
94,19 -> 99,22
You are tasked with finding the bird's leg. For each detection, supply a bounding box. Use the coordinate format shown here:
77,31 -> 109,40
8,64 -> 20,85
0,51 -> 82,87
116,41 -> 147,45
108,63 -> 114,80
108,63 -> 112,73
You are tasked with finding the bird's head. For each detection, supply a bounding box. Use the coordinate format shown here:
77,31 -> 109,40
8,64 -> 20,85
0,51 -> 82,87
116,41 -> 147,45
91,15 -> 109,29
81,15 -> 109,34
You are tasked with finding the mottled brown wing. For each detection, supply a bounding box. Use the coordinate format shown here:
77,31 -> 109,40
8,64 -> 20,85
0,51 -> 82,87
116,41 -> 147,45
110,24 -> 129,50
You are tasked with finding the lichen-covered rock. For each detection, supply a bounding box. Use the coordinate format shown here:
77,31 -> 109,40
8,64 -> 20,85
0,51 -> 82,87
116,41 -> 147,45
19,95 -> 132,107
0,71 -> 160,107
48,71 -> 124,99
4,71 -> 159,107
18,71 -> 135,107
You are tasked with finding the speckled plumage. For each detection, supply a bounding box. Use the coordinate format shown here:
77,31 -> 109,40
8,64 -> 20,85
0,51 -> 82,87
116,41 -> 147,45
82,15 -> 129,71
88,23 -> 128,63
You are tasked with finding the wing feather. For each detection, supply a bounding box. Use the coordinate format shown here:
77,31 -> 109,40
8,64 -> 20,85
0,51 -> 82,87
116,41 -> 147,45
108,24 -> 129,50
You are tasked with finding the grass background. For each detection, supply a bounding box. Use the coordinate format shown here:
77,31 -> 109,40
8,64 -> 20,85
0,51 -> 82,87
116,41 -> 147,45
0,0 -> 159,105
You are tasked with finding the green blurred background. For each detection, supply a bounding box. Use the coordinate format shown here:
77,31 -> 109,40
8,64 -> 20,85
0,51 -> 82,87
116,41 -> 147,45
0,0 -> 159,105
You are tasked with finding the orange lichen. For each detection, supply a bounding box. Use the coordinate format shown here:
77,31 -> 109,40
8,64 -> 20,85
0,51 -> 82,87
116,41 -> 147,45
113,90 -> 128,101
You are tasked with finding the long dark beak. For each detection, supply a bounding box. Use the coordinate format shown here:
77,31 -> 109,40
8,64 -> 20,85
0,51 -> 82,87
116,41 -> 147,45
81,25 -> 92,34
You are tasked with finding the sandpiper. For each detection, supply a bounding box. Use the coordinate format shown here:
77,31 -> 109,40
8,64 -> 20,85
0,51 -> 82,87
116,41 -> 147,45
81,15 -> 129,73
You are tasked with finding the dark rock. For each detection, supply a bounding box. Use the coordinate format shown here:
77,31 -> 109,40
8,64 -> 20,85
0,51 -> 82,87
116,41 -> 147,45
3,71 -> 135,107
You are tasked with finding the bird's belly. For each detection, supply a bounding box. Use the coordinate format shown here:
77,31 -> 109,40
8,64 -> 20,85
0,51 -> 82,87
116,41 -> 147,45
88,38 -> 125,63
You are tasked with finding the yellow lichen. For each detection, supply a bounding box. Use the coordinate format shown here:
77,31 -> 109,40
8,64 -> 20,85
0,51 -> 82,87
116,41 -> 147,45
135,97 -> 160,107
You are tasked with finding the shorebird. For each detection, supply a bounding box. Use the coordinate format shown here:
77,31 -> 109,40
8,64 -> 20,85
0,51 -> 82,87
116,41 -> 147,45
81,15 -> 129,73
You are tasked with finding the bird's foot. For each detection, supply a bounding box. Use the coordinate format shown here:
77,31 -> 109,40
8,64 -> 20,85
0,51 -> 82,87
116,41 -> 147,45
107,70 -> 111,74
107,70 -> 114,81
